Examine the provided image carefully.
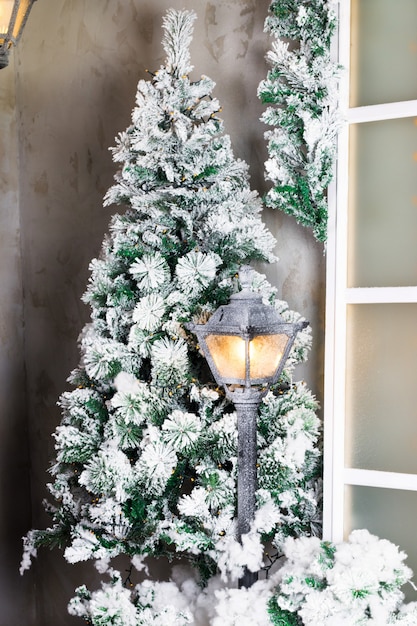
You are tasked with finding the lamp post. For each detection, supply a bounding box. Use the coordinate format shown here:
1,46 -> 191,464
187,266 -> 308,588
0,0 -> 37,69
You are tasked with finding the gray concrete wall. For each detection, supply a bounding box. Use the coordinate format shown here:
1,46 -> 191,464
1,1 -> 325,623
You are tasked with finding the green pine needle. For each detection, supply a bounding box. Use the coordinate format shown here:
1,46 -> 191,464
268,596 -> 302,626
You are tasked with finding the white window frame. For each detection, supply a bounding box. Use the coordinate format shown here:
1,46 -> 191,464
323,0 -> 417,542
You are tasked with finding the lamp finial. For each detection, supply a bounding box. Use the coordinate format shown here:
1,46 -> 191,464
238,265 -> 253,292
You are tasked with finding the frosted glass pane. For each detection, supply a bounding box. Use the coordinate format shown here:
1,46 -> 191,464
350,0 -> 417,107
345,304 -> 417,474
0,2 -> 14,36
206,335 -> 246,380
205,334 -> 289,381
347,118 -> 417,288
249,334 -> 289,380
345,486 -> 417,601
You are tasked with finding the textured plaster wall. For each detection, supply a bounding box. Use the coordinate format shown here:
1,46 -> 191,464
2,0 -> 325,623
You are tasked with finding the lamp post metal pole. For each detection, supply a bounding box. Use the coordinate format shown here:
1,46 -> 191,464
235,397 -> 260,589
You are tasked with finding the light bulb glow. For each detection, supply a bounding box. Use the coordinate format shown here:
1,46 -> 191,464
206,334 -> 246,380
0,1 -> 14,35
205,332 -> 290,383
249,334 -> 289,379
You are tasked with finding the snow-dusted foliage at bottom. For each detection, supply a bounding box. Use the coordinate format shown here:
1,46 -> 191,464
68,564 -> 274,626
270,530 -> 417,626
68,531 -> 417,626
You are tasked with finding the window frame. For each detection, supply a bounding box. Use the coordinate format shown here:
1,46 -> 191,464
323,0 -> 417,542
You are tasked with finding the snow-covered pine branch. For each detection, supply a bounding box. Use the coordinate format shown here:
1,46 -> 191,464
259,0 -> 342,242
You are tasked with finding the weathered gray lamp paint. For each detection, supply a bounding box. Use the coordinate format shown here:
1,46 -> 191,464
188,265 -> 308,588
0,0 -> 37,69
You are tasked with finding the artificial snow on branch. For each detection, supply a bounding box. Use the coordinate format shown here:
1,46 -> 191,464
21,8 -> 321,624
20,11 -> 319,578
258,0 -> 341,243
68,532 -> 417,625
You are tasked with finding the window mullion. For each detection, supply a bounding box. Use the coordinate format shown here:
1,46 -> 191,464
346,286 -> 417,304
323,0 -> 351,541
344,468 -> 417,492
348,99 -> 417,124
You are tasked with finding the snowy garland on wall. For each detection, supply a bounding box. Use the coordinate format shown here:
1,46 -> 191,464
258,0 -> 341,243
21,9 -> 322,623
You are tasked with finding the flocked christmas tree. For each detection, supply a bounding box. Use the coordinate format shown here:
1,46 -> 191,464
21,10 -> 322,624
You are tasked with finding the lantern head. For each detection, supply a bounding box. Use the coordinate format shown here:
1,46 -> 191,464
187,266 -> 308,402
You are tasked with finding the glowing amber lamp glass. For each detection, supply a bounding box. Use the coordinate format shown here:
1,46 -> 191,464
205,335 -> 246,380
205,333 -> 289,382
0,1 -> 14,38
249,333 -> 289,379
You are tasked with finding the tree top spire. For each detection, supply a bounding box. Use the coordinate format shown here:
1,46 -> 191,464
162,9 -> 196,77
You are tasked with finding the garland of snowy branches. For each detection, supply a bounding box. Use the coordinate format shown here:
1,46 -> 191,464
258,0 -> 341,243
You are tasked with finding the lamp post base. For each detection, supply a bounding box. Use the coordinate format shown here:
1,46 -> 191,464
239,568 -> 258,589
